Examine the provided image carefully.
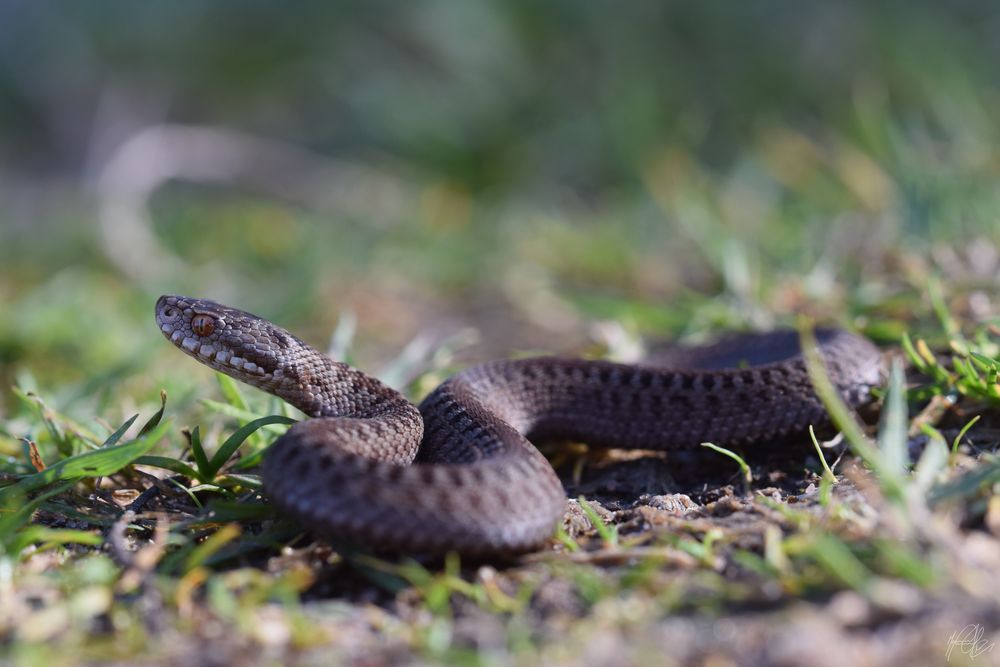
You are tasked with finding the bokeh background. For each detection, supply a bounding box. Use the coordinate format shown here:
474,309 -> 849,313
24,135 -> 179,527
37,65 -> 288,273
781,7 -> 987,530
2,1 -> 1000,421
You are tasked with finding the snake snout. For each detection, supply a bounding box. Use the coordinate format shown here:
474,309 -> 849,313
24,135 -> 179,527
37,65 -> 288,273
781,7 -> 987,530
155,295 -> 184,325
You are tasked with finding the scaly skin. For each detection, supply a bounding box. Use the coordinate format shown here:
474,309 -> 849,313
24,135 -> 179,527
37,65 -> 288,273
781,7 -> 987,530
155,295 -> 885,555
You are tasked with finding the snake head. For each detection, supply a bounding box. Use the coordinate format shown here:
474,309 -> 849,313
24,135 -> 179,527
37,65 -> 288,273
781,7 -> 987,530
155,294 -> 297,386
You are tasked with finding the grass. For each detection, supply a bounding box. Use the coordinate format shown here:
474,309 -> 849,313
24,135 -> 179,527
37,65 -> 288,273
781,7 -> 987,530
2,267 -> 1000,666
3,4 -> 1000,661
699,443 -> 753,489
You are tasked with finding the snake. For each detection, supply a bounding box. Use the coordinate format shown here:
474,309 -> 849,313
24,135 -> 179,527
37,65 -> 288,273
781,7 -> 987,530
155,294 -> 885,555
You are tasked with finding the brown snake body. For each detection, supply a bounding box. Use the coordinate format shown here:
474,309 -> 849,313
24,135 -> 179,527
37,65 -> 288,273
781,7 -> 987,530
155,295 -> 885,555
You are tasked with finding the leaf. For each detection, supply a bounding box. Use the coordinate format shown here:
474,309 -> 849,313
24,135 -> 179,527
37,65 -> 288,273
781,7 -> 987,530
327,309 -> 357,363
928,276 -> 960,339
133,455 -> 204,481
214,473 -> 263,490
200,400 -> 294,434
969,352 -> 997,371
204,499 -> 275,522
808,534 -> 872,593
951,414 -> 981,455
230,447 -> 267,471
808,425 -> 837,482
929,456 -> 1000,506
799,323 -> 905,503
215,373 -> 249,412
210,374 -> 288,450
0,422 -> 172,501
11,387 -> 74,455
189,426 -> 212,480
701,441 -> 752,485
138,389 -> 168,436
8,526 -> 103,556
25,439 -> 45,472
204,415 -> 296,479
900,332 -> 927,373
0,482 -> 75,554
102,414 -> 139,447
877,360 -> 909,477
912,434 -> 948,495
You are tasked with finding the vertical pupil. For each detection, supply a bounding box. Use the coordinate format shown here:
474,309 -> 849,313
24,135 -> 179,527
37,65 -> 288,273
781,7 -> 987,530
193,316 -> 213,336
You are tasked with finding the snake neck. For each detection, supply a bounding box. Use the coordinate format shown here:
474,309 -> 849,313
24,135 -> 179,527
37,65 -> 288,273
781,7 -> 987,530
274,355 -> 408,419
154,294 -> 409,420
212,338 -> 409,420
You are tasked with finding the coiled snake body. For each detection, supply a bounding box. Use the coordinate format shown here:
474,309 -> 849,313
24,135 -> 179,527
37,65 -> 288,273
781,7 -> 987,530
155,295 -> 884,555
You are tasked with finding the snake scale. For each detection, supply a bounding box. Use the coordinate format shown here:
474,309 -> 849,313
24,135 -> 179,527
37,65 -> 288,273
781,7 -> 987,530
155,295 -> 885,555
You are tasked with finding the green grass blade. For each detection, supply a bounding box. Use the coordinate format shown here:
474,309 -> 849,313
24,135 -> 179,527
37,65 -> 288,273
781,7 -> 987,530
327,310 -> 357,363
873,538 -> 936,586
0,421 -> 171,499
229,447 -> 267,471
808,425 -> 837,482
929,456 -> 1000,506
577,497 -> 618,548
951,414 -> 981,455
952,357 -> 982,388
214,473 -> 263,490
701,441 -> 752,486
900,332 -> 927,374
182,523 -> 242,573
133,455 -> 204,481
808,534 -> 872,592
188,426 -> 212,479
968,352 -> 996,371
200,400 -> 297,436
216,373 -> 249,412
877,359 -> 909,477
137,389 -> 168,436
204,415 -> 297,478
912,433 -> 948,495
204,499 -> 274,522
8,526 -> 103,556
928,276 -> 960,340
0,482 -> 75,553
553,525 -> 581,553
101,413 -> 139,447
799,324 -> 904,503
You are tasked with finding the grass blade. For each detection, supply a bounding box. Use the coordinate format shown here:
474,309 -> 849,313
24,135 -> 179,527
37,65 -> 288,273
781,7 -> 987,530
0,422 -> 171,500
204,415 -> 297,478
701,442 -> 752,486
101,413 -> 139,447
133,455 -> 204,481
878,359 -> 909,477
798,323 -> 904,503
0,482 -> 75,553
138,389 -> 168,436
951,415 -> 981,455
182,523 -> 242,573
189,426 -> 212,480
577,497 -> 618,548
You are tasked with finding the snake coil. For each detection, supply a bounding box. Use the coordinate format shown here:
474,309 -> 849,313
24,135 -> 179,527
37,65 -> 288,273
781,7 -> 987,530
156,295 -> 884,555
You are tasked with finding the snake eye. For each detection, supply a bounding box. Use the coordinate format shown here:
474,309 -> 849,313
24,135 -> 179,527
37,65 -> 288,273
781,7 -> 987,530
191,315 -> 215,337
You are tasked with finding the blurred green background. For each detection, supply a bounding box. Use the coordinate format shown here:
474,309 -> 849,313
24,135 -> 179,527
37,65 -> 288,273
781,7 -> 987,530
2,1 -> 1000,426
